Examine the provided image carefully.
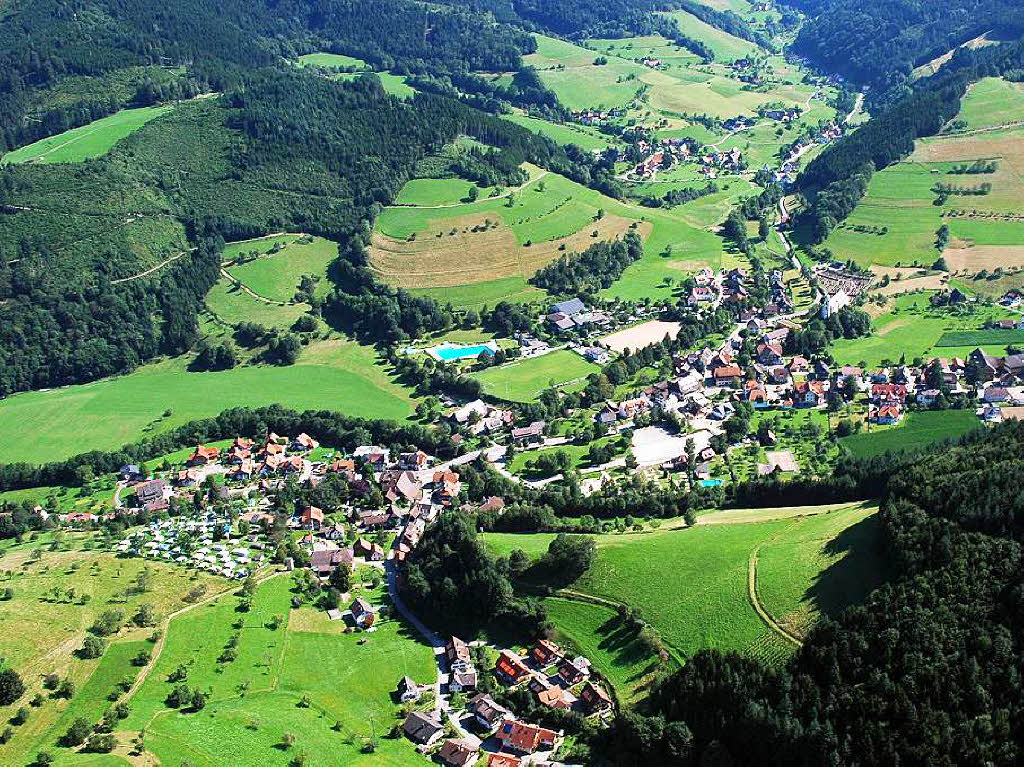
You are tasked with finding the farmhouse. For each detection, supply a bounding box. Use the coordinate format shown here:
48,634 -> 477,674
349,597 -> 376,628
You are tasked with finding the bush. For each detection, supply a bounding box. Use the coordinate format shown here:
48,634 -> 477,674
55,678 -> 75,699
131,649 -> 152,667
84,732 -> 116,753
12,706 -> 29,725
90,609 -> 125,637
80,635 -> 108,659
0,668 -> 25,705
61,718 -> 92,747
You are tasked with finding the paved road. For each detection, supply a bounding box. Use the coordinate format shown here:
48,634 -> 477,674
385,562 -> 480,745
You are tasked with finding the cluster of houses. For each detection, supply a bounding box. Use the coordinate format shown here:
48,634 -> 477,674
628,139 -> 745,181
401,635 -> 611,766
687,267 -> 793,318
570,108 -> 626,127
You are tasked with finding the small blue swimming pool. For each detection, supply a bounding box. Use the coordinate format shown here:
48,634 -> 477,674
699,479 -> 723,487
435,344 -> 495,361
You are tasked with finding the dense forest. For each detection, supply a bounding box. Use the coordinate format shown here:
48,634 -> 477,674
604,421 -> 1024,765
531,231 -> 645,294
789,0 -> 1024,101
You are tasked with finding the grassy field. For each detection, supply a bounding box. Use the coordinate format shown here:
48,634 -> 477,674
224,234 -> 337,302
297,53 -> 415,98
2,106 -> 173,164
820,83 -> 1024,270
374,165 -> 722,303
831,293 -> 1014,366
122,574 -> 434,766
501,111 -> 616,151
486,502 -> 883,664
410,275 -> 547,311
543,598 -> 666,704
0,538 -> 225,763
0,339 -> 416,464
471,349 -> 599,402
956,77 -> 1024,129
839,409 -> 982,458
297,53 -> 370,70
393,178 -> 496,207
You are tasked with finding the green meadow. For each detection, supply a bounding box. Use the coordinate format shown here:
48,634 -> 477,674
0,541 -> 224,764
393,178 -> 497,207
224,234 -> 337,302
839,410 -> 982,459
0,340 -> 416,464
1,105 -> 173,164
485,502 -> 884,664
831,293 -> 1014,367
471,349 -> 599,402
956,77 -> 1024,129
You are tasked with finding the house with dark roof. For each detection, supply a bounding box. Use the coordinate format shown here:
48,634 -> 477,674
580,681 -> 613,713
467,693 -> 511,731
403,711 -> 444,746
437,739 -> 479,767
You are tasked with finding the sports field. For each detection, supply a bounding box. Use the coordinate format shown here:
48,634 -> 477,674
485,502 -> 884,664
471,349 -> 599,402
0,340 -> 416,464
224,234 -> 337,302
1,105 -> 173,164
839,409 -> 981,459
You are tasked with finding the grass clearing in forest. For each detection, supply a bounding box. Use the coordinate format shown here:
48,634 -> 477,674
2,106 -> 173,164
224,234 -> 337,303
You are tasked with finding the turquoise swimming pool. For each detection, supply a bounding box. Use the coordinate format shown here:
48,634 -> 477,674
699,479 -> 723,487
435,344 -> 495,361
